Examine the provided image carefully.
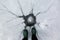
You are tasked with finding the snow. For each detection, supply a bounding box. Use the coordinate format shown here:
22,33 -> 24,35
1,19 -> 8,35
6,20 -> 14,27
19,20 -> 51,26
0,0 -> 60,40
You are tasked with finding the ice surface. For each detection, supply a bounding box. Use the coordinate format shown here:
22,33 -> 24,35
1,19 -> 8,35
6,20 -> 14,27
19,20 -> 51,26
0,0 -> 60,40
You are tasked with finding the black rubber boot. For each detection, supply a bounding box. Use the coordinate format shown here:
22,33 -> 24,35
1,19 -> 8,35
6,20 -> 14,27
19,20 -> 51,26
31,27 -> 38,40
22,29 -> 28,40
22,37 -> 28,40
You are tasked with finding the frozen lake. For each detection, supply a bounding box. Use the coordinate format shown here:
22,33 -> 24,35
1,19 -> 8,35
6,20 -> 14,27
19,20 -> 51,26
0,0 -> 60,40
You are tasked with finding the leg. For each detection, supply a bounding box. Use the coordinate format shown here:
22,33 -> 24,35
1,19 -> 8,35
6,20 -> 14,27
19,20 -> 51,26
31,27 -> 38,40
22,27 -> 28,40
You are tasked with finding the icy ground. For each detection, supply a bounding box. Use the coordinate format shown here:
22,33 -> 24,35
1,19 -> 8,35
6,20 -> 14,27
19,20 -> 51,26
0,0 -> 60,40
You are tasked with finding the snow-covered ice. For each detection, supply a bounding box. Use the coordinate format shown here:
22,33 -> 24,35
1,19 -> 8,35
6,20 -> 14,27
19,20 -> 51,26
0,0 -> 60,40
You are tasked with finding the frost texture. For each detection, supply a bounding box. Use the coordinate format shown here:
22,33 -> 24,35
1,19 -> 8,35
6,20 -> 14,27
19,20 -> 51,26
0,0 -> 60,40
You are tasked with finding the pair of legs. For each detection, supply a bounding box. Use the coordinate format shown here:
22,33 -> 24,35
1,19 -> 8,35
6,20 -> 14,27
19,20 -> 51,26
22,27 -> 38,40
